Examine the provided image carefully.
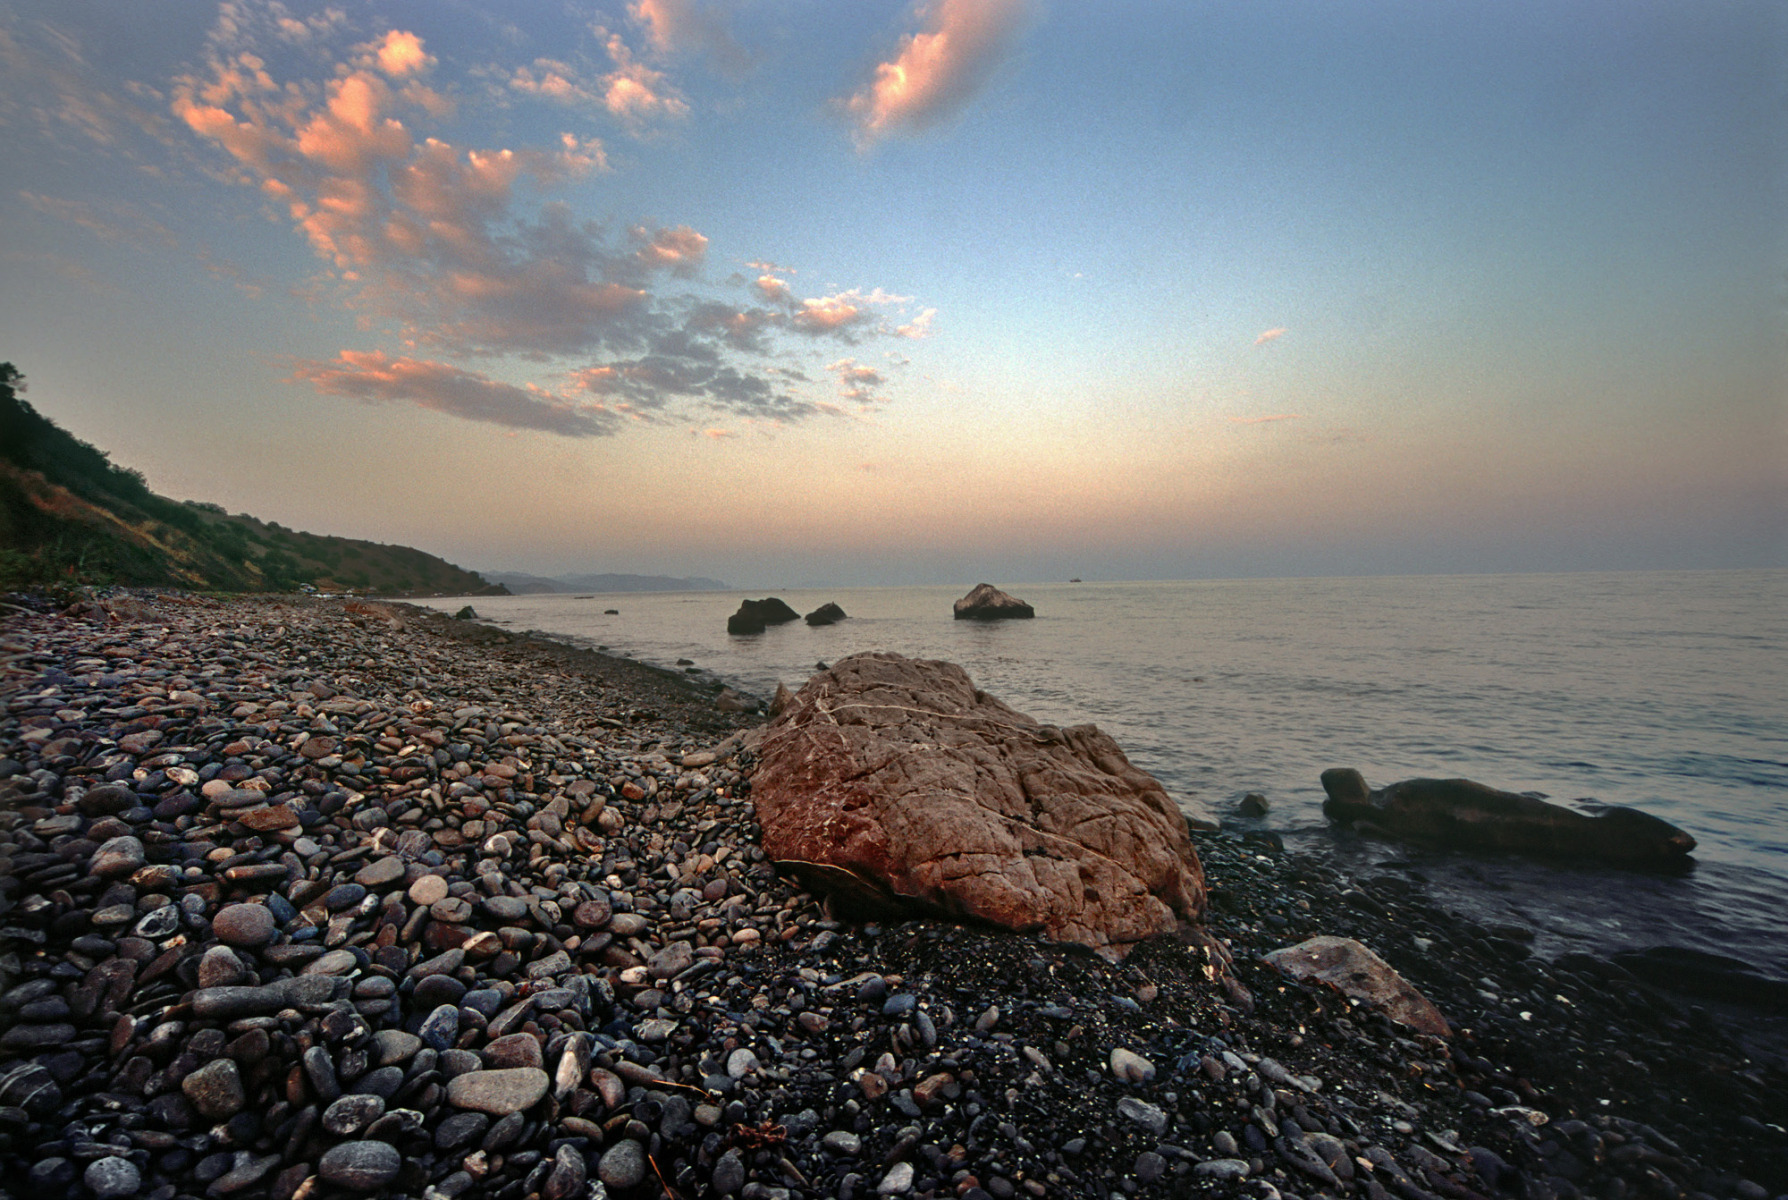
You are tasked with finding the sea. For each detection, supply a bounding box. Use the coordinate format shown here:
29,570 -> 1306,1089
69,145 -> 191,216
419,570 -> 1788,995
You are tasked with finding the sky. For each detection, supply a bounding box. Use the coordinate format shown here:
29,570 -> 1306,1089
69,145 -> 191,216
1,0 -> 1782,587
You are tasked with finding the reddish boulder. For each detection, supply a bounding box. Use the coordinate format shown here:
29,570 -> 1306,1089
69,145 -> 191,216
749,652 -> 1206,959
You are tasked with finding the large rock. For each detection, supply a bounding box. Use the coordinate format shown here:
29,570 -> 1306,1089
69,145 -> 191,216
726,598 -> 801,634
1320,769 -> 1696,866
749,652 -> 1209,959
953,583 -> 1033,620
805,602 -> 848,626
1262,936 -> 1450,1037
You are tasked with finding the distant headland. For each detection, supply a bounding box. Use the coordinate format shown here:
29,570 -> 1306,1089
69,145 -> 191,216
483,570 -> 731,594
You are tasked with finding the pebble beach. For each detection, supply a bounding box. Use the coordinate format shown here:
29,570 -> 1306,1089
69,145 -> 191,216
0,592 -> 1783,1200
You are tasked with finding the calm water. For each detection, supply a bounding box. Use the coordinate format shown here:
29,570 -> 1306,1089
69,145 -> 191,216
421,571 -> 1788,981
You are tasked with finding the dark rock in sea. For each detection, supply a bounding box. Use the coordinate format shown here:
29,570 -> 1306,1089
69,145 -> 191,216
1320,768 -> 1696,865
952,582 -> 1034,620
805,601 -> 848,626
1237,792 -> 1269,817
726,597 -> 801,634
454,605 -> 478,619
750,651 -> 1210,958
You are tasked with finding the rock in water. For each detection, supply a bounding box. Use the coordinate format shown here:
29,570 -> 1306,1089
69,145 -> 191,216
952,582 -> 1034,620
751,652 -> 1210,959
805,601 -> 848,626
1319,768 -> 1696,866
726,597 -> 801,634
1262,935 -> 1450,1037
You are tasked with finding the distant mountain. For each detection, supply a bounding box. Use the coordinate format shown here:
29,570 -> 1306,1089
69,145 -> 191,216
0,361 -> 504,597
484,570 -> 730,594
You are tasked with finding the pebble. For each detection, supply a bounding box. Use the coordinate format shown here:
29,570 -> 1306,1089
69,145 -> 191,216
182,1057 -> 246,1119
598,1138 -> 648,1188
319,1140 -> 403,1191
542,1144 -> 587,1200
83,1156 -> 141,1200
1117,1096 -> 1169,1137
1109,1046 -> 1155,1083
212,903 -> 276,947
409,874 -> 450,905
712,1148 -> 747,1194
876,1162 -> 916,1194
445,1067 -> 550,1114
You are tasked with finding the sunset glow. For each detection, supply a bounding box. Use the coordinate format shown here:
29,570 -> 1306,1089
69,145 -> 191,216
1,1 -> 1779,586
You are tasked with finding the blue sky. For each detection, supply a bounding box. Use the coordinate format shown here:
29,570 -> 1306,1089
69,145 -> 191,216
1,0 -> 1781,586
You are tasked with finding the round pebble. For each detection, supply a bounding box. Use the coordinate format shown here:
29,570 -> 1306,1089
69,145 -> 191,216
83,1157 -> 141,1200
212,903 -> 276,947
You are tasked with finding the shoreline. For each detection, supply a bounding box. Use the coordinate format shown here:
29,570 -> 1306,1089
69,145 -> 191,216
0,591 -> 1782,1200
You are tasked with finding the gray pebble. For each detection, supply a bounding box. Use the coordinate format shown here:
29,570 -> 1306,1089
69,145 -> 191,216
598,1138 -> 647,1188
83,1156 -> 141,1200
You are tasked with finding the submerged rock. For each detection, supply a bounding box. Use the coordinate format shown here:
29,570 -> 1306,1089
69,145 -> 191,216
952,582 -> 1034,620
1320,769 -> 1696,865
750,651 -> 1210,958
726,597 -> 801,634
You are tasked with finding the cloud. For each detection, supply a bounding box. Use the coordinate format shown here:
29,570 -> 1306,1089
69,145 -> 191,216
571,328 -> 818,423
168,8 -> 930,435
697,427 -> 737,439
1228,414 -> 1301,424
510,59 -> 601,108
754,274 -> 793,304
291,351 -> 621,437
0,22 -> 174,152
846,0 -> 1030,144
896,307 -> 936,339
630,0 -> 754,77
632,225 -> 707,276
594,29 -> 690,125
172,35 -> 700,357
783,287 -> 915,340
827,357 -> 888,407
506,33 -> 689,129
371,31 -> 430,77
1254,327 -> 1288,345
17,192 -> 177,246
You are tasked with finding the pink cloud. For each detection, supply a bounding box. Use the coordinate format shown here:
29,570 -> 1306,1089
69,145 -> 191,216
1228,414 -> 1301,424
291,351 -> 621,437
755,274 -> 793,304
631,0 -> 753,76
632,225 -> 707,275
372,31 -> 431,77
846,0 -> 1030,144
827,357 -> 888,407
1254,327 -> 1288,345
597,31 -> 690,124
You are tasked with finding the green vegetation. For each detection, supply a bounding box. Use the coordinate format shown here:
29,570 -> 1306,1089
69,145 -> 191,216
0,361 -> 505,596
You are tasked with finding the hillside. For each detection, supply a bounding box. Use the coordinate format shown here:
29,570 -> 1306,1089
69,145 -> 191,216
0,362 -> 503,596
484,570 -> 730,593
